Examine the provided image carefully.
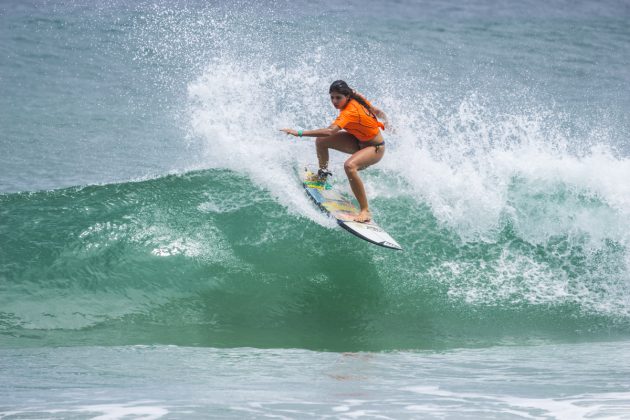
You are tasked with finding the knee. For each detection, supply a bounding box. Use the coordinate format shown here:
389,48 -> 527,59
344,159 -> 358,173
315,137 -> 326,147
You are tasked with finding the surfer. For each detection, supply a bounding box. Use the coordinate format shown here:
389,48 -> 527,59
281,80 -> 388,223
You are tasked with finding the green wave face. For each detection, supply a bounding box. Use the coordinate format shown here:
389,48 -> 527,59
1,169 -> 629,351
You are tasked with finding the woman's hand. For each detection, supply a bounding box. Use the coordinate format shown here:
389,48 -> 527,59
280,128 -> 299,136
373,108 -> 394,133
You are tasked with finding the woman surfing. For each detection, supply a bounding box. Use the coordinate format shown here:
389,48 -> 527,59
281,80 -> 389,223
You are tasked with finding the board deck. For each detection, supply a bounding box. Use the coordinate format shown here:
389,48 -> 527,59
302,168 -> 402,250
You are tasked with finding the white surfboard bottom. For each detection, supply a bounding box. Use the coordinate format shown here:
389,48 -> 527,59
340,220 -> 402,250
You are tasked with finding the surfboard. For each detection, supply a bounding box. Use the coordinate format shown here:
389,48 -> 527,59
302,167 -> 402,250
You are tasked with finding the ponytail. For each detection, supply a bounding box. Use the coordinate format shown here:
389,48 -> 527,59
349,91 -> 377,119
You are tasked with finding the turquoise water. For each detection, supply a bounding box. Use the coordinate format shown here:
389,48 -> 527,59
2,0 -> 630,417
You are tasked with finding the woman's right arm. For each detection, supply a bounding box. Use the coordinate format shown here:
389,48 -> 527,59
280,124 -> 341,137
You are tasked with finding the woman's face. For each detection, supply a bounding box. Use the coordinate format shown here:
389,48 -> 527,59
330,92 -> 349,109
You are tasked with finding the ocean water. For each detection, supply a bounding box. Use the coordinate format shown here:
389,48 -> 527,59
1,0 -> 630,418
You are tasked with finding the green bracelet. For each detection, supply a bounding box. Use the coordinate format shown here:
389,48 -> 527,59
297,130 -> 303,137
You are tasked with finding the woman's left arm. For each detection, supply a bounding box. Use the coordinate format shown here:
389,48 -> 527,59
354,90 -> 388,122
371,106 -> 389,128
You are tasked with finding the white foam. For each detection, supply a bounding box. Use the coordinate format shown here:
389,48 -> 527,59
75,403 -> 168,420
0,402 -> 170,420
382,95 -> 630,246
403,386 -> 630,419
187,60 -> 335,227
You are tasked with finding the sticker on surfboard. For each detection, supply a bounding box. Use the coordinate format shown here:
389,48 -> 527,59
301,167 -> 402,250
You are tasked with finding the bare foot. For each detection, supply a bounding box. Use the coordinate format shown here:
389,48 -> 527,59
354,209 -> 371,223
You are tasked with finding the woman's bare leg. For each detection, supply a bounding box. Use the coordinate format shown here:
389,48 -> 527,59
344,145 -> 385,222
315,131 -> 360,171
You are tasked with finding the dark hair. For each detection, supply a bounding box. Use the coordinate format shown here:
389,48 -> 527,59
329,80 -> 376,118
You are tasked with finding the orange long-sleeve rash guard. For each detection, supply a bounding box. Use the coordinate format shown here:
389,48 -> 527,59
332,98 -> 385,141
